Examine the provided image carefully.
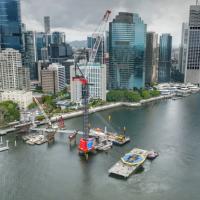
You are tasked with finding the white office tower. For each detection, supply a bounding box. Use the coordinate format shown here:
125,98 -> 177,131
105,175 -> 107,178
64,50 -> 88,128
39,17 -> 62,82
70,65 -> 83,103
179,23 -> 189,75
70,63 -> 107,103
0,48 -> 22,90
185,5 -> 200,84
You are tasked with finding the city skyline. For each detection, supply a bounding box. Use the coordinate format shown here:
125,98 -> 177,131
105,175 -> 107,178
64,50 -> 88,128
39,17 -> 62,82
22,0 -> 195,46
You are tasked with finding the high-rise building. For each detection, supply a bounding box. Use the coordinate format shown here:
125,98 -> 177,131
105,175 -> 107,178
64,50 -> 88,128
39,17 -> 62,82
44,16 -> 51,34
104,53 -> 109,89
0,49 -> 21,90
70,63 -> 106,103
179,23 -> 189,75
0,0 -> 22,51
41,63 -> 65,94
35,32 -> 46,60
37,60 -> 50,84
104,31 -> 109,53
158,34 -> 172,83
87,35 -> 104,64
62,59 -> 74,85
145,32 -> 159,84
21,23 -> 26,32
52,32 -> 66,45
41,47 -> 49,61
109,12 -> 146,89
185,4 -> 200,84
18,67 -> 30,90
48,43 -> 73,63
171,48 -> 180,70
23,31 -> 37,80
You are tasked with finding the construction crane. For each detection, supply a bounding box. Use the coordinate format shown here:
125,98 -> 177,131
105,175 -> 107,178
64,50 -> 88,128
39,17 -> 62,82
73,10 -> 111,159
33,96 -> 52,128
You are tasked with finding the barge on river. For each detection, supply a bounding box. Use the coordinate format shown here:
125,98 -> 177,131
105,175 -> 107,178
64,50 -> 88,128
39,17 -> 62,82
108,148 -> 148,179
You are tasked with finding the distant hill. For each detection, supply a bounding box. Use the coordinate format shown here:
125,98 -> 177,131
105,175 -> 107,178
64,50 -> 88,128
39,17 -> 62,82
69,40 -> 87,49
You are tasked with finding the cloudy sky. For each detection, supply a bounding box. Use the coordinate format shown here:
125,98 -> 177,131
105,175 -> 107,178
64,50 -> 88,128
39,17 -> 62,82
21,0 -> 195,46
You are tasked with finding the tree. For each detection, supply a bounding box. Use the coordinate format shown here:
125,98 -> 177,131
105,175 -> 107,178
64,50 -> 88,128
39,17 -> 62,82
28,102 -> 37,110
140,90 -> 151,99
150,89 -> 160,97
42,95 -> 55,106
34,86 -> 43,93
106,90 -> 124,102
125,91 -> 142,102
0,101 -> 20,124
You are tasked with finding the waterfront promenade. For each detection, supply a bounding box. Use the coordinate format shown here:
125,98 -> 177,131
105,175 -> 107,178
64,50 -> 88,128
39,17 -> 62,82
51,94 -> 175,122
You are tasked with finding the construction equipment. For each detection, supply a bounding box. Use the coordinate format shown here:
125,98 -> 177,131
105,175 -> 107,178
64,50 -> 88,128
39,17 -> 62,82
33,97 -> 52,126
33,96 -> 58,143
73,10 -> 111,159
57,116 -> 65,129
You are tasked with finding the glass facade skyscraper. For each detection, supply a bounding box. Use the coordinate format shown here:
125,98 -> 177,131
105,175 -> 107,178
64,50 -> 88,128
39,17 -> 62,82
35,32 -> 46,60
158,34 -> 172,83
0,0 -> 22,51
23,31 -> 37,80
52,32 -> 66,45
87,35 -> 104,64
109,12 -> 146,89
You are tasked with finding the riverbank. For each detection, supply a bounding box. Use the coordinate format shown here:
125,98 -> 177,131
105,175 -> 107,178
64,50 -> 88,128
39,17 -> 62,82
50,94 -> 175,122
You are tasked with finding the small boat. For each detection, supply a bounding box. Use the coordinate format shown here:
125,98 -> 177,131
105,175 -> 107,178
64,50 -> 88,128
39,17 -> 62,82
147,151 -> 159,160
121,153 -> 145,166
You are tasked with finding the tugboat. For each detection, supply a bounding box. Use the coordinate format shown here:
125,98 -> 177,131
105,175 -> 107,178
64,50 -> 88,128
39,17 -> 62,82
147,150 -> 159,160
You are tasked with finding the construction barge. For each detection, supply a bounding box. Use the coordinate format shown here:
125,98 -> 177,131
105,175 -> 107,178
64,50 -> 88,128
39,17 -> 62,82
0,140 -> 9,152
108,148 -> 149,179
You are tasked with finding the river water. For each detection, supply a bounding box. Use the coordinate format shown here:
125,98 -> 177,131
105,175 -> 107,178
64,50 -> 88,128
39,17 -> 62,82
1,94 -> 200,200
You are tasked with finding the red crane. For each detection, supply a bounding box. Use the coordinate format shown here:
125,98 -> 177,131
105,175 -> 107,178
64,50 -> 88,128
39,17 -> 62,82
72,10 -> 111,159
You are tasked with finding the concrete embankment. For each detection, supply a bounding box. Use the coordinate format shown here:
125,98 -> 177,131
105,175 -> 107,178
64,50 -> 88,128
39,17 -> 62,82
51,94 -> 174,122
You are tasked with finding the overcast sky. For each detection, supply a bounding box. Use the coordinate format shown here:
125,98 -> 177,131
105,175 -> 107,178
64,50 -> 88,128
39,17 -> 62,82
21,0 -> 195,46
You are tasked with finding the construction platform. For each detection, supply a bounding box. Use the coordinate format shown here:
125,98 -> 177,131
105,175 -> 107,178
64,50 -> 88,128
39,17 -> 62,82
108,148 -> 148,179
0,128 -> 16,135
0,146 -> 9,152
0,140 -> 9,152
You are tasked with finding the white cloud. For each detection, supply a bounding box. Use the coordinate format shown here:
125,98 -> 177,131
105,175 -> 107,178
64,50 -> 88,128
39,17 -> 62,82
21,0 -> 194,46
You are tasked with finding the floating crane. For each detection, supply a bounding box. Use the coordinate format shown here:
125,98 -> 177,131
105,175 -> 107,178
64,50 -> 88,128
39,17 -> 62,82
73,10 -> 111,159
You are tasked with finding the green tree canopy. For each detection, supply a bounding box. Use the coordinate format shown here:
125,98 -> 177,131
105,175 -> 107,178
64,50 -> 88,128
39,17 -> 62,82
0,101 -> 20,125
140,90 -> 151,99
107,89 -> 160,103
106,90 -> 125,102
